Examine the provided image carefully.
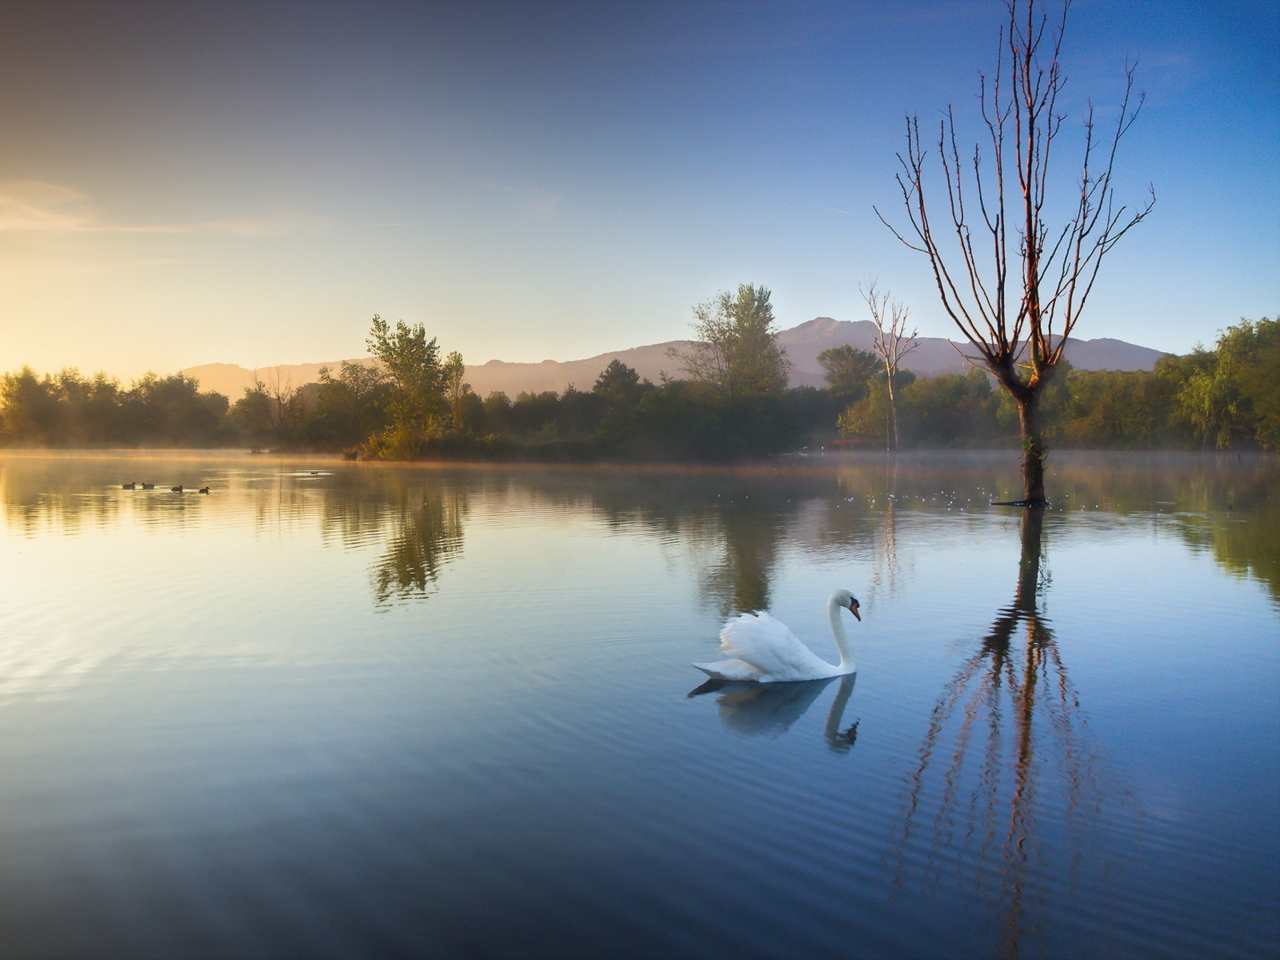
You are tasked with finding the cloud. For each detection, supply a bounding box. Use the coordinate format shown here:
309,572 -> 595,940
0,180 -> 325,235
0,181 -> 93,231
117,216 -> 327,236
0,256 -> 198,279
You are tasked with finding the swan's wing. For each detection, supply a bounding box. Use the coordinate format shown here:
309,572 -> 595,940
717,612 -> 827,681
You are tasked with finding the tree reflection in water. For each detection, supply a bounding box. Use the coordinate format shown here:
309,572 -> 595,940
897,506 -> 1118,959
865,459 -> 907,607
699,493 -> 786,615
689,673 -> 859,755
369,481 -> 467,605
551,471 -> 809,618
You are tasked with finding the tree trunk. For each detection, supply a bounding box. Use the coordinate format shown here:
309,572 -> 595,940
1015,504 -> 1045,608
885,368 -> 900,452
1015,394 -> 1047,504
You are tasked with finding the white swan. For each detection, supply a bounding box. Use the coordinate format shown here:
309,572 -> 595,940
693,590 -> 861,683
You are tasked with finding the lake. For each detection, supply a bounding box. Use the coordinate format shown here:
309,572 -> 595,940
0,450 -> 1276,959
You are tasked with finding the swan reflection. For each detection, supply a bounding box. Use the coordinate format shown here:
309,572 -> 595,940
689,673 -> 859,754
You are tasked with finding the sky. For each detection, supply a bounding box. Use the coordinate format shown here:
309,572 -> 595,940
0,0 -> 1275,380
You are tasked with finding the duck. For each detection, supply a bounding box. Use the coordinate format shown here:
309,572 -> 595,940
694,590 -> 861,683
122,482 -> 136,490
171,485 -> 183,493
198,487 -> 210,494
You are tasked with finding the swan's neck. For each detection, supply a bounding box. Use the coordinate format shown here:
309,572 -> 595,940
828,595 -> 856,672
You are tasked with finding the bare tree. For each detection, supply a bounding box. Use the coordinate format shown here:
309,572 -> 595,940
877,0 -> 1153,503
263,368 -> 306,446
862,282 -> 918,451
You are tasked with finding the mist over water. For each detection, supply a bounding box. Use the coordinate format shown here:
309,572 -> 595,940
0,451 -> 1276,959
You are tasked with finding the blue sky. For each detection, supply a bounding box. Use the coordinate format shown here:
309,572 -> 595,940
0,0 -> 1275,379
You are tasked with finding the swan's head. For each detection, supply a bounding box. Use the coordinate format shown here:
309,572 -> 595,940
833,589 -> 861,621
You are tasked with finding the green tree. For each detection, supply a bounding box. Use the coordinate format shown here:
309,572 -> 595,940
837,371 -> 918,445
593,359 -> 647,407
1174,318 -> 1280,450
55,370 -> 124,445
1236,318 -> 1280,450
229,376 -> 305,448
816,345 -> 880,405
900,368 -> 998,445
556,384 -> 606,438
0,366 -> 59,443
123,373 -> 226,446
313,360 -> 391,449
837,381 -> 891,445
670,284 -> 791,398
1056,368 -> 1181,448
442,350 -> 471,431
365,314 -> 444,458
228,384 -> 274,448
510,390 -> 561,440
481,391 -> 512,435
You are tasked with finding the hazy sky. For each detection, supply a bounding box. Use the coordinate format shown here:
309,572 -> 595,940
0,0 -> 1275,379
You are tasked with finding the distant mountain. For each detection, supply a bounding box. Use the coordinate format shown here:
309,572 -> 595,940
180,361 -> 360,400
778,318 -> 1169,386
183,319 -> 1168,399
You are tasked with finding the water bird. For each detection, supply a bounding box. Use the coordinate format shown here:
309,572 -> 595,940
141,483 -> 154,489
198,487 -> 210,494
171,485 -> 183,493
122,482 -> 135,489
694,590 -> 861,683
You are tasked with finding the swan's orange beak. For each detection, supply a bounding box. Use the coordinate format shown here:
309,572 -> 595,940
850,603 -> 861,621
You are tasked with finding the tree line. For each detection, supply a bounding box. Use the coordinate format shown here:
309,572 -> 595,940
1,308 -> 1275,457
831,316 -> 1278,451
0,291 -> 805,460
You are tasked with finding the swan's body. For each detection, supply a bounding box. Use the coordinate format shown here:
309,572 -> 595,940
694,590 -> 861,683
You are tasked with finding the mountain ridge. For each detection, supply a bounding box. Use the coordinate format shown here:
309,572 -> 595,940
183,318 -> 1169,399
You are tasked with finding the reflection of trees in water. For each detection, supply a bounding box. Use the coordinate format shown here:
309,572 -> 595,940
4,453 -> 1274,611
866,497 -> 902,603
864,457 -> 914,605
317,471 -> 396,548
0,457 -> 212,536
1169,473 -> 1278,605
1048,453 -> 1279,603
365,479 -> 467,606
897,507 -> 1119,960
699,494 -> 787,615
514,470 -> 823,617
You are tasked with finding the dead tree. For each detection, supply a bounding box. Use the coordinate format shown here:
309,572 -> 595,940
862,281 -> 918,451
877,0 -> 1153,503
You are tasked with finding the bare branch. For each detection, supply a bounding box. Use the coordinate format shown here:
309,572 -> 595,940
876,0 -> 1150,501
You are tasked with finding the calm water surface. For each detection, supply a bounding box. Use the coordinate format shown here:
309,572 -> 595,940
0,451 -> 1276,959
